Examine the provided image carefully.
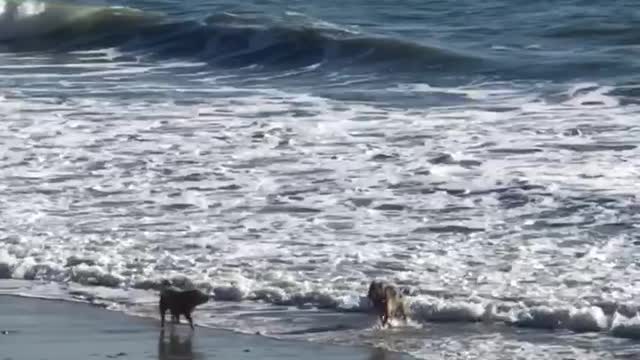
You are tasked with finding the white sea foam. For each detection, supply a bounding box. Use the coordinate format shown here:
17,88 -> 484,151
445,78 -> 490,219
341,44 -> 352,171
410,296 -> 488,322
610,312 -> 640,339
567,306 -> 608,332
0,67 -> 639,360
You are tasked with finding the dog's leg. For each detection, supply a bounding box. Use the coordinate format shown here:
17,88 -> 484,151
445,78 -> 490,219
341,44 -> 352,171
382,301 -> 390,327
160,302 -> 167,328
171,310 -> 180,324
185,311 -> 194,330
399,304 -> 408,322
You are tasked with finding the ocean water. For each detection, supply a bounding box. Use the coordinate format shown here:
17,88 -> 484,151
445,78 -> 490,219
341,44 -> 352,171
1,0 -> 640,358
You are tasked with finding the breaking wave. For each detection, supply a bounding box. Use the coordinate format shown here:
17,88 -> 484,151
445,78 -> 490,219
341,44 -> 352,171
0,0 -> 480,72
2,249 -> 640,341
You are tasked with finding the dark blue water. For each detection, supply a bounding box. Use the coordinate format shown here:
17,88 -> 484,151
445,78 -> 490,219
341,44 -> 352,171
4,0 -> 640,94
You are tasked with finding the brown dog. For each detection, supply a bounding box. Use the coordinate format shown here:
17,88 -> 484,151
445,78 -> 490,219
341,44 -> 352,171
159,281 -> 210,330
367,280 -> 408,327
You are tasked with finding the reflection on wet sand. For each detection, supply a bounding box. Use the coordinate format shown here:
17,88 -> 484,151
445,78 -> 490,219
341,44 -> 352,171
158,328 -> 204,360
369,346 -> 406,360
155,322 -> 404,360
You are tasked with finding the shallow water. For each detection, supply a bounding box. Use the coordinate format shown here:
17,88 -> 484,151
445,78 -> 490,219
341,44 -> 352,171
1,0 -> 640,358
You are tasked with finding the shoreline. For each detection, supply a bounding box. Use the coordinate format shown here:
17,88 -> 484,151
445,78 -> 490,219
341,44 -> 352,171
0,294 -> 413,360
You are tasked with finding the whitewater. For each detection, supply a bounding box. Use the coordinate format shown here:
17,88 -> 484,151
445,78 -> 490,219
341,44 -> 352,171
1,0 -> 640,358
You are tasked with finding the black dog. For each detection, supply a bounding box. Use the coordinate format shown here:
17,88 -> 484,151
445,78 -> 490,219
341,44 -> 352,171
159,281 -> 209,330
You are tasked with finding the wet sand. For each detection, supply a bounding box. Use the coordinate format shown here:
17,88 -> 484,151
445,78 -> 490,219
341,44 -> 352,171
0,294 -> 409,360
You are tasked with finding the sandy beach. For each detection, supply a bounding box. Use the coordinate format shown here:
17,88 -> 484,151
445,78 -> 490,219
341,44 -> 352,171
0,295 -> 410,360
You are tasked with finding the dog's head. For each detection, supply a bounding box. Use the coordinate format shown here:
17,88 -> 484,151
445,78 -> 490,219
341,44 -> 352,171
367,281 -> 385,303
193,290 -> 210,306
183,290 -> 209,307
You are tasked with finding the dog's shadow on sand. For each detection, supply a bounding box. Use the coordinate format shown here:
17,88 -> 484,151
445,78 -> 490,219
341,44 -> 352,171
158,328 -> 204,360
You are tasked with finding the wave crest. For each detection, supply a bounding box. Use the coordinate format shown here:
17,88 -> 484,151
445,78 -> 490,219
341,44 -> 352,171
0,0 -> 154,41
0,1 -> 479,72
